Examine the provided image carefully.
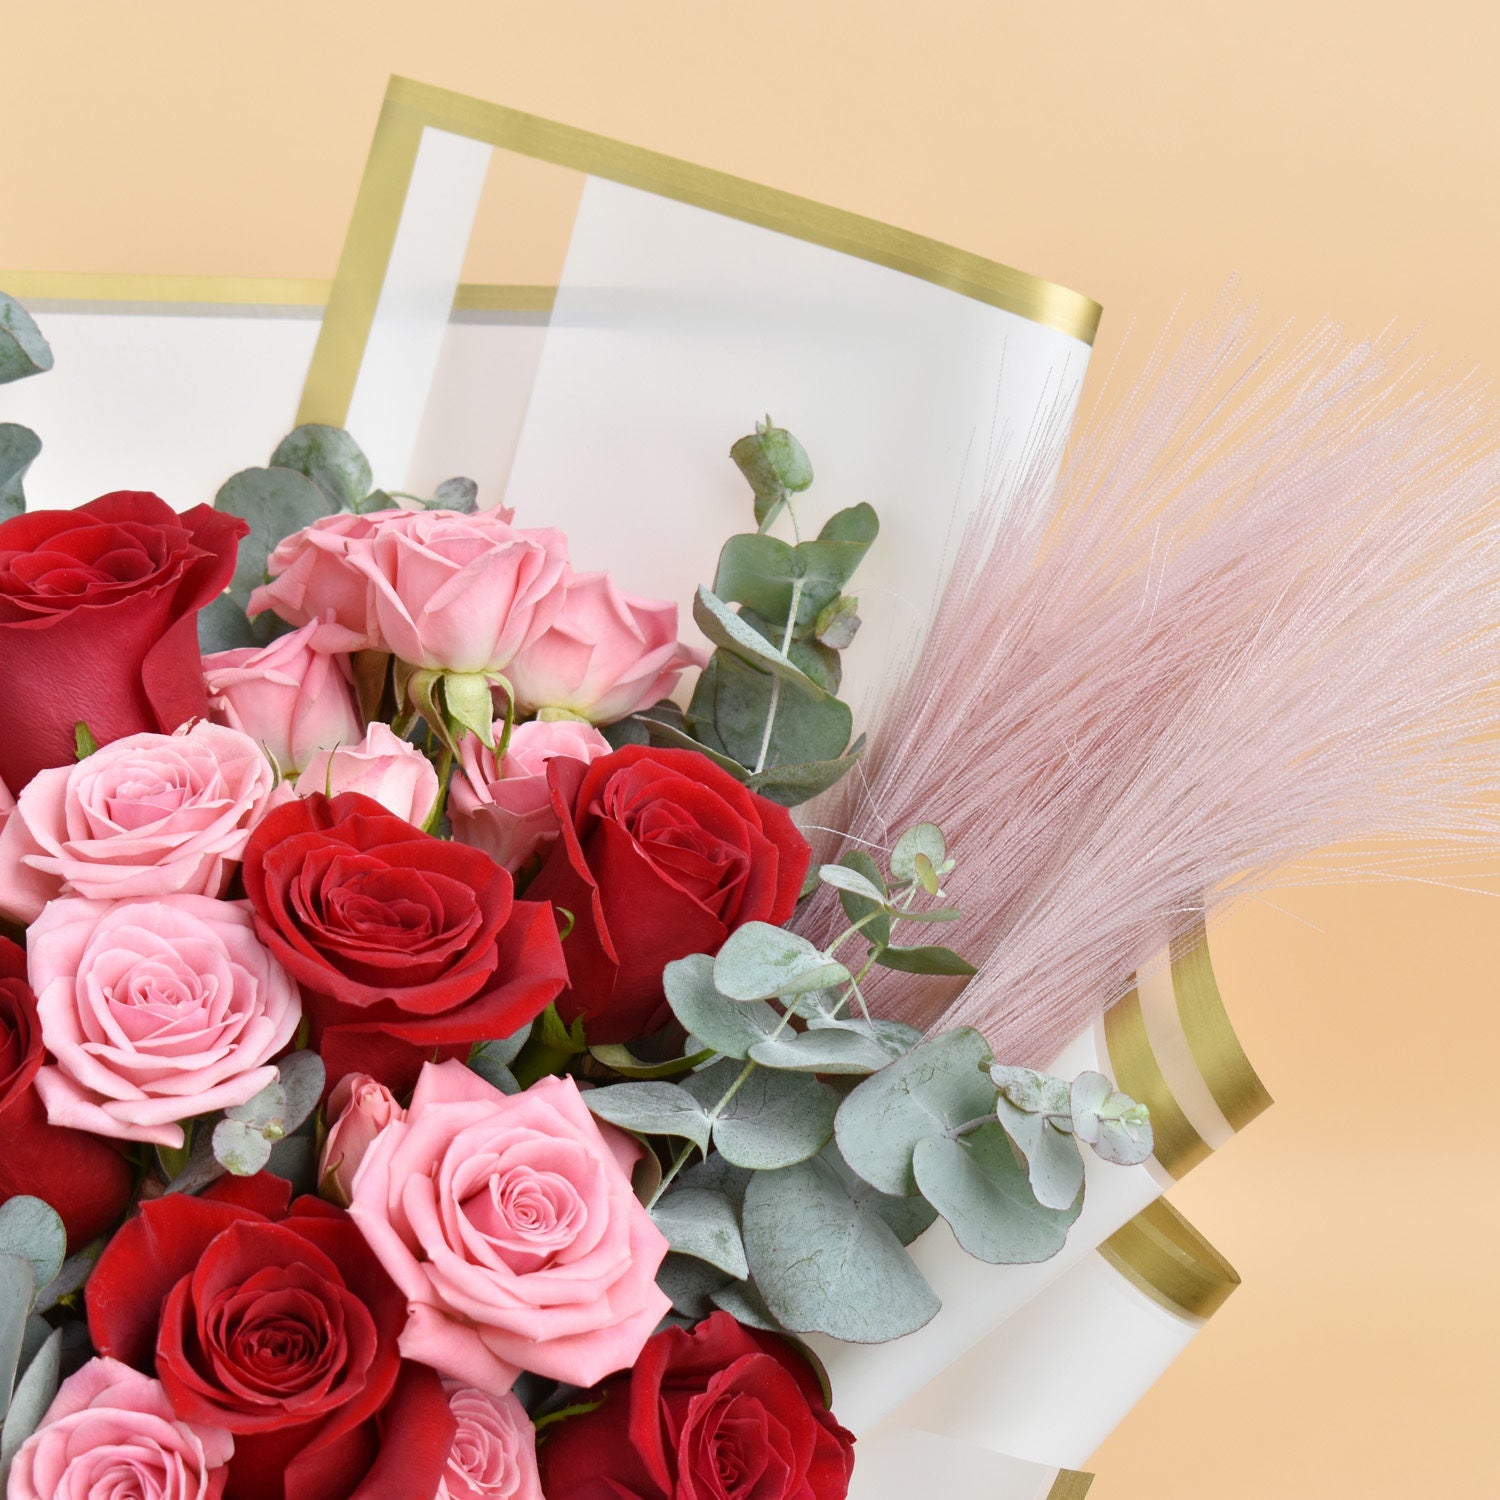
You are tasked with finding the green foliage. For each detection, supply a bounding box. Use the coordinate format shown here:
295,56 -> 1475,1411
912,1123 -> 1083,1264
211,1051 -> 325,1177
0,1196 -> 65,1477
670,424 -> 878,807
585,1081 -> 713,1152
741,1150 -> 940,1342
0,425 -> 41,520
683,1061 -> 838,1171
0,294 -> 53,386
663,954 -> 781,1060
650,1189 -> 748,1279
270,424 -> 374,512
834,1029 -> 998,1197
712,923 -> 851,1002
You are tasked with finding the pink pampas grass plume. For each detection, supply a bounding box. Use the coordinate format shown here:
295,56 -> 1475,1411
809,297 -> 1500,1065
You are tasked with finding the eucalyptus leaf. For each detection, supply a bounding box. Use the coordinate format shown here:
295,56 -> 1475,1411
466,1046 -> 521,1095
0,425 -> 41,518
709,1277 -> 787,1334
714,533 -> 803,621
689,1064 -> 839,1171
0,1254 -> 34,1414
212,1118 -> 275,1176
994,1098 -> 1087,1211
216,466 -> 337,604
789,504 -> 880,622
434,476 -> 479,512
196,593 -> 261,654
1071,1072 -> 1154,1165
834,1028 -> 996,1196
269,424 -> 373,512
587,1042 -> 713,1081
741,1154 -> 939,1343
0,1200 -> 65,1293
165,1122 -> 228,1196
650,1189 -> 749,1279
836,849 -> 892,948
808,1014 -> 923,1054
748,1027 -> 895,1075
745,744 -> 865,806
678,1154 -> 755,1211
713,923 -> 850,1001
224,1080 -> 287,1135
912,1122 -> 1082,1264
276,1051 -> 326,1131
0,1327 -> 61,1478
634,708 -> 752,781
34,1247 -> 98,1315
0,294 -> 53,385
816,864 -> 886,904
585,1082 -> 712,1151
692,588 -> 825,694
656,1252 -> 731,1320
990,1064 -> 1073,1118
477,1021 -> 533,1070
890,824 -> 949,884
699,651 -> 852,771
663,954 -> 780,1060
873,943 -> 977,977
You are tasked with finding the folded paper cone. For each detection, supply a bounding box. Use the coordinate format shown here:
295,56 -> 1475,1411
886,1198 -> 1240,1467
809,921 -> 1269,1435
848,1427 -> 1093,1500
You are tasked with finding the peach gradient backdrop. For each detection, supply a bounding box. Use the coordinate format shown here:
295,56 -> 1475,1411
5,3 -> 1498,1495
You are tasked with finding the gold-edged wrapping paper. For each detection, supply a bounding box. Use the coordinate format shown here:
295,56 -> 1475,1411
810,920 -> 1267,1435
884,1200 -> 1240,1468
847,1426 -> 1093,1500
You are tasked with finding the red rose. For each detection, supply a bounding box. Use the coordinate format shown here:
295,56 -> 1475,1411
0,936 -> 133,1249
538,1311 -> 855,1500
242,792 -> 567,1094
88,1172 -> 455,1500
0,491 -> 246,789
527,747 -> 811,1043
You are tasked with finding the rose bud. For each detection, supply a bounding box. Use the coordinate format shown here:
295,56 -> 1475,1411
505,571 -> 702,724
297,722 -> 439,827
204,619 -> 363,776
320,1072 -> 406,1207
450,718 -> 611,874
248,509 -> 385,651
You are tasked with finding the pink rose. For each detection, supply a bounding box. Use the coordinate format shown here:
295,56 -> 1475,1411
8,1357 -> 233,1500
437,1381 -> 543,1500
204,620 -> 362,775
506,571 -> 702,723
348,510 -> 569,673
348,1061 -> 670,1395
450,719 -> 611,873
247,511 -> 385,651
319,1071 -> 406,1207
30,896 -> 301,1148
0,723 -> 281,925
296,722 -> 439,827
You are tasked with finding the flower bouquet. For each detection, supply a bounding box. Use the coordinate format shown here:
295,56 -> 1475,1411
3,85 -> 1500,1500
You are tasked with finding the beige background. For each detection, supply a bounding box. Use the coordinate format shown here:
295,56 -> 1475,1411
5,3 -> 1498,1494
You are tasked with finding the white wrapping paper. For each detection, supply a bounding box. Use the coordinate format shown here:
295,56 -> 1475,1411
809,931 -> 1268,1435
848,1427 -> 1092,1500
885,1199 -> 1239,1468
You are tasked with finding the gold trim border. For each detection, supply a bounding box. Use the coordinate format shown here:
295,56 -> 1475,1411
298,74 -> 1101,426
1045,1472 -> 1095,1500
1099,1199 -> 1241,1322
1172,919 -> 1274,1131
1104,990 -> 1211,1180
1,272 -> 555,316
